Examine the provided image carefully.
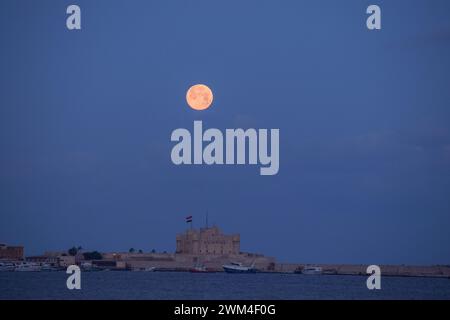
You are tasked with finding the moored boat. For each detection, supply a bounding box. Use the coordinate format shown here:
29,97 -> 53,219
189,265 -> 214,273
300,266 -> 323,275
0,262 -> 15,272
14,262 -> 41,272
132,267 -> 156,272
223,262 -> 258,273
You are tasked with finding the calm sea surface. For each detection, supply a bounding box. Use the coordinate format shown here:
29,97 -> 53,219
1,271 -> 449,300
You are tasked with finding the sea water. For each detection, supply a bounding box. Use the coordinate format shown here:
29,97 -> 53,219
0,271 -> 449,300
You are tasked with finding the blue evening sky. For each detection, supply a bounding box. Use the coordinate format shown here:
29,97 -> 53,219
1,0 -> 449,264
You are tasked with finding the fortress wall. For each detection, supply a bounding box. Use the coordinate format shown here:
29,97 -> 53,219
102,251 -> 450,276
275,263 -> 450,277
120,253 -> 276,271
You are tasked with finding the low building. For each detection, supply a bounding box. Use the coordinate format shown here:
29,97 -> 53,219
43,251 -> 66,257
0,244 -> 24,260
26,255 -> 59,266
58,255 -> 76,267
176,226 -> 240,255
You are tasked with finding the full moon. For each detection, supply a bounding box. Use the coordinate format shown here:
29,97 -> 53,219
186,84 -> 213,111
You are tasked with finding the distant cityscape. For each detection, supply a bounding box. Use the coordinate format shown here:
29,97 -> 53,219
1,226 -> 450,277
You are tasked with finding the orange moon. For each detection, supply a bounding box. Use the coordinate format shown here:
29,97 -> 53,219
186,84 -> 213,111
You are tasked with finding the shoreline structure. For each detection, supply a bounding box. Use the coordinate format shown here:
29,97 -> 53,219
2,226 -> 449,278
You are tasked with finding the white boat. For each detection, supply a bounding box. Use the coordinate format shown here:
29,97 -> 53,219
190,265 -> 214,273
223,262 -> 258,273
81,262 -> 92,269
0,262 -> 15,272
132,267 -> 156,272
301,266 -> 322,275
80,262 -> 101,272
14,262 -> 42,272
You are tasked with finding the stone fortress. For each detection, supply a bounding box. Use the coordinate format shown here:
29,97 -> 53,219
104,226 -> 275,271
3,225 -> 450,277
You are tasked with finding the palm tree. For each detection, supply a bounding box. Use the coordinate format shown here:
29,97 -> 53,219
68,247 -> 78,256
129,248 -> 135,253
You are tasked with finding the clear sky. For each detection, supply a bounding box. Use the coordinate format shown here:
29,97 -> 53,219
1,0 -> 449,264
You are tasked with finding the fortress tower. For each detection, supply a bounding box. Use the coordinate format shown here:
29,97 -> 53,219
176,226 -> 240,255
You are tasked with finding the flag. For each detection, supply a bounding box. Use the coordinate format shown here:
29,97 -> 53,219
186,215 -> 192,223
